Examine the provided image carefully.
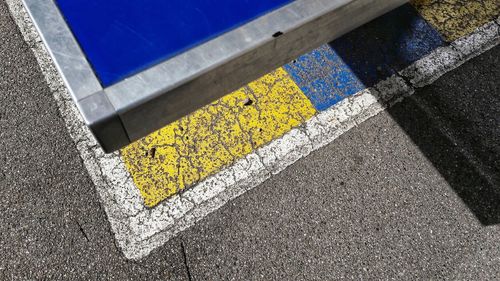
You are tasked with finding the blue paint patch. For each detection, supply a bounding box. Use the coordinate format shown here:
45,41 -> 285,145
56,0 -> 293,86
285,4 -> 445,111
285,46 -> 365,111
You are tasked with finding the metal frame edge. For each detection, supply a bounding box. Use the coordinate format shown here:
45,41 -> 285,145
22,0 -> 408,152
22,0 -> 130,152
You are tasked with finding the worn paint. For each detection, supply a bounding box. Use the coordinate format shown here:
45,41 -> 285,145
97,1 -> 496,209
411,0 -> 500,41
285,4 -> 444,111
121,68 -> 316,207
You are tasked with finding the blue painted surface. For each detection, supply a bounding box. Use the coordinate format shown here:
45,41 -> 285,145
56,0 -> 293,86
285,4 -> 445,111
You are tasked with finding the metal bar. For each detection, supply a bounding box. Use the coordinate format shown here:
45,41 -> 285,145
23,0 -> 407,152
22,0 -> 102,101
23,0 -> 130,151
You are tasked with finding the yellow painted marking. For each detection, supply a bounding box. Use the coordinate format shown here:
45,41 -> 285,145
121,68 -> 316,207
411,0 -> 500,41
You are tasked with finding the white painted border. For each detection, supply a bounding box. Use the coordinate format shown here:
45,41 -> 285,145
6,0 -> 500,259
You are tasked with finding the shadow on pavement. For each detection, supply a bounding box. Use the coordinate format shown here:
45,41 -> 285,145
387,66 -> 500,225
325,4 -> 500,225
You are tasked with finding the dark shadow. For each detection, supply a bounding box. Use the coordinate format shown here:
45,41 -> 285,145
386,51 -> 500,224
326,4 -> 500,225
328,4 -> 445,87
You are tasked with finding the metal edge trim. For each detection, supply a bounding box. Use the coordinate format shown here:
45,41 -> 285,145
22,0 -> 131,150
77,91 -> 130,153
104,0 -> 346,109
22,0 -> 102,101
23,0 -> 407,151
106,0 -> 408,142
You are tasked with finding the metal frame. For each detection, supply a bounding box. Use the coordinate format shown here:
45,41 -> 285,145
23,0 -> 407,152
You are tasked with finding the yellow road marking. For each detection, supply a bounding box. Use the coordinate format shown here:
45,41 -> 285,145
121,68 -> 316,207
412,0 -> 499,41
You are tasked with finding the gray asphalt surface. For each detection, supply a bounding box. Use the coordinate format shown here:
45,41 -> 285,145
177,45 -> 500,280
0,2 -> 188,280
1,1 -> 499,279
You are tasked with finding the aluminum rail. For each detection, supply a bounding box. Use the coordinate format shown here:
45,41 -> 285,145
23,0 -> 407,152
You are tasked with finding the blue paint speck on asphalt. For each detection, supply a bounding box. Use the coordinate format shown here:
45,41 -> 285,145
285,4 -> 445,111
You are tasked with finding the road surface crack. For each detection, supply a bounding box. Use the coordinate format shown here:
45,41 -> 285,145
181,241 -> 193,281
74,220 -> 89,242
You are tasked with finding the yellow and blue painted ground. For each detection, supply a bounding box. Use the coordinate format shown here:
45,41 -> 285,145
7,0 -> 499,260
120,1 -> 499,208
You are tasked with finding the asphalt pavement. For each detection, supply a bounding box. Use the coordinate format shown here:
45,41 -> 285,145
1,1 -> 499,279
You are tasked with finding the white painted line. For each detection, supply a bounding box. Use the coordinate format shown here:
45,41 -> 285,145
400,21 -> 500,88
7,0 -> 500,260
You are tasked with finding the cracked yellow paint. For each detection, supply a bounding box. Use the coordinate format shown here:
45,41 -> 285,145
412,0 -> 500,41
121,68 -> 316,207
